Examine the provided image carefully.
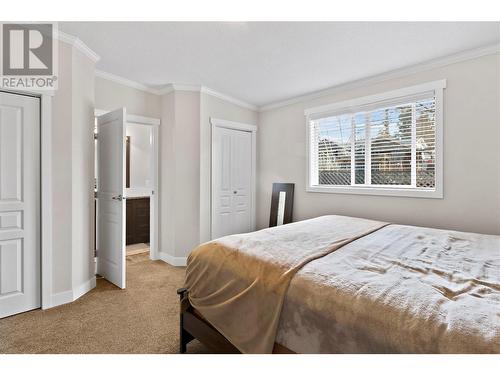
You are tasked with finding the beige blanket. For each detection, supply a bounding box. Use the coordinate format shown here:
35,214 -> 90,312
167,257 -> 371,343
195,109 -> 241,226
185,215 -> 386,353
276,224 -> 500,353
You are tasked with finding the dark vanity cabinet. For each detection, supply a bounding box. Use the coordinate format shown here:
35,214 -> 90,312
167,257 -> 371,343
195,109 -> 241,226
126,197 -> 150,245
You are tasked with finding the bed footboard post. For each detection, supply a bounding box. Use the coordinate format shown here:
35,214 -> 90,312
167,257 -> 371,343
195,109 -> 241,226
177,287 -> 194,353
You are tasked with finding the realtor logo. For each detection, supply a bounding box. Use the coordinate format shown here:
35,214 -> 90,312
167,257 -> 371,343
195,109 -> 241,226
0,22 -> 58,90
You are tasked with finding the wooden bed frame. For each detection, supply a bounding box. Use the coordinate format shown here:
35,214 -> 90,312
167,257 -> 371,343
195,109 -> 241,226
177,287 -> 240,353
176,288 -> 293,354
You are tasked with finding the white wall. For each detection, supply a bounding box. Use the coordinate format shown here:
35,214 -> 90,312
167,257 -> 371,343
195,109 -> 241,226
173,91 -> 201,258
51,41 -> 73,294
257,53 -> 500,235
158,91 -> 259,263
95,76 -> 161,118
50,40 -> 97,302
126,123 -> 152,197
159,92 -> 176,259
159,91 -> 201,262
71,47 -> 96,293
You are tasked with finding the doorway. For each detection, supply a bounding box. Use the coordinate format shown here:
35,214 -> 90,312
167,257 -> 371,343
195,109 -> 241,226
125,123 -> 153,257
94,108 -> 159,289
0,91 -> 41,318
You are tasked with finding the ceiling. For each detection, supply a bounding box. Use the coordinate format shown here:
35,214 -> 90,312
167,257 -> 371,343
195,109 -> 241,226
59,22 -> 500,107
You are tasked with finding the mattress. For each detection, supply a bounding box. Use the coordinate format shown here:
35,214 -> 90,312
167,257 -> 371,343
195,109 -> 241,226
276,224 -> 500,353
185,216 -> 500,353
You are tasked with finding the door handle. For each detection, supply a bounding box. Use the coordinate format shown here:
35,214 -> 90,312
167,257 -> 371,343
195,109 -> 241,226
112,194 -> 126,201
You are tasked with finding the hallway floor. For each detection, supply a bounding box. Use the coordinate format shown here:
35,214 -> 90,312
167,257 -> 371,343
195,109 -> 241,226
0,253 -> 207,354
126,242 -> 150,256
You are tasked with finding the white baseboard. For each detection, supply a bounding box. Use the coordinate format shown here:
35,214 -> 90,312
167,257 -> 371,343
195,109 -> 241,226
73,277 -> 96,301
50,289 -> 73,308
46,276 -> 97,309
159,252 -> 187,266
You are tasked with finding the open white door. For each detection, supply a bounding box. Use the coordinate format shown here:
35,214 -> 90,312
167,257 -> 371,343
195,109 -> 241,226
96,108 -> 126,289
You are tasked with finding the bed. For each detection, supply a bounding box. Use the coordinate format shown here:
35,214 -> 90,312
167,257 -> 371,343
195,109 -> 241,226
178,215 -> 500,354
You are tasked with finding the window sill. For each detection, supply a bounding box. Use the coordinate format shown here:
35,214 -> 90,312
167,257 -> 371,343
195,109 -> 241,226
306,185 -> 443,199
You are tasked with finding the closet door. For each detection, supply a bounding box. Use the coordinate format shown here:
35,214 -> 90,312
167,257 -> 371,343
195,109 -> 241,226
0,92 -> 40,318
230,129 -> 252,235
212,126 -> 252,239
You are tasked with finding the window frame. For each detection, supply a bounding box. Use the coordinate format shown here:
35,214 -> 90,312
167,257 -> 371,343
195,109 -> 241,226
305,80 -> 446,198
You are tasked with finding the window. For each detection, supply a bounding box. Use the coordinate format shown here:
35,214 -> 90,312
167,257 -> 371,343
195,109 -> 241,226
306,80 -> 445,198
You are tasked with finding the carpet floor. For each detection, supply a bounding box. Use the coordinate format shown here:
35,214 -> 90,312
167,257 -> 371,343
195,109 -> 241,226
0,253 -> 208,354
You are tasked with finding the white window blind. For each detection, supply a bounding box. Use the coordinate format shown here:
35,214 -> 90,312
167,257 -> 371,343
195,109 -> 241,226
306,81 -> 444,198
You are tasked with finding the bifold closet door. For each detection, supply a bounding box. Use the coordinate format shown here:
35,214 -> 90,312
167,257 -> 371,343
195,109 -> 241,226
0,92 -> 41,318
212,126 -> 252,239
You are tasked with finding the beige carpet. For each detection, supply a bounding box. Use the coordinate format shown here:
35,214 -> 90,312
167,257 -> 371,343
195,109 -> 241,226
0,253 -> 208,354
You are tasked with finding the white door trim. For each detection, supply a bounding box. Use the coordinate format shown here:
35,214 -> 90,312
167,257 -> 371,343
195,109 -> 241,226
94,108 -> 160,261
94,108 -> 160,126
40,94 -> 54,309
211,118 -> 257,133
210,117 -> 257,240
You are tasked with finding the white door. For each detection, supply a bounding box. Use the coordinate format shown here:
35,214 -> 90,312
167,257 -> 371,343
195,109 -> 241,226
212,126 -> 253,239
0,92 -> 40,318
96,108 -> 126,289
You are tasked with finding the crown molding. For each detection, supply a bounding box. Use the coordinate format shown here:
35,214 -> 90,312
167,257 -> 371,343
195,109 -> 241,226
201,86 -> 258,111
57,31 -> 100,63
173,83 -> 203,92
95,71 -> 258,110
160,84 -> 258,110
157,83 -> 203,95
158,84 -> 174,95
95,70 -> 161,95
259,42 -> 500,112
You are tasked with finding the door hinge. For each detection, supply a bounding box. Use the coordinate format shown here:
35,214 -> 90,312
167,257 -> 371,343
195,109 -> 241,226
94,191 -> 98,199
94,133 -> 98,140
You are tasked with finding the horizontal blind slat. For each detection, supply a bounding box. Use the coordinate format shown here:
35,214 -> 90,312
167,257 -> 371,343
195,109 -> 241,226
310,95 -> 436,188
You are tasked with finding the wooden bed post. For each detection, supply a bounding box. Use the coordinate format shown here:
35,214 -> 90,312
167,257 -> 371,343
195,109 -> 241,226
177,287 -> 194,353
176,287 -> 243,354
